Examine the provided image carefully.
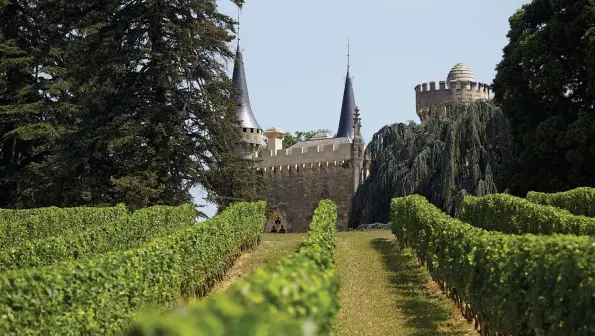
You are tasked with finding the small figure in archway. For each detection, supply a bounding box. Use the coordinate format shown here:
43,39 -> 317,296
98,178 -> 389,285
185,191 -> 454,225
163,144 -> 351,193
271,224 -> 277,233
279,224 -> 286,233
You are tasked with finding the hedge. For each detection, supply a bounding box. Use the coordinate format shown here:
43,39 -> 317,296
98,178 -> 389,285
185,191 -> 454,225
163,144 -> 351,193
0,204 -> 129,249
392,195 -> 595,336
0,201 -> 266,335
0,204 -> 197,271
126,199 -> 340,336
527,187 -> 595,217
461,193 -> 595,235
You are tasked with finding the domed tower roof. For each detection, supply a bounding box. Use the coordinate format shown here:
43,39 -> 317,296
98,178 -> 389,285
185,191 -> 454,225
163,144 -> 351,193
446,63 -> 476,82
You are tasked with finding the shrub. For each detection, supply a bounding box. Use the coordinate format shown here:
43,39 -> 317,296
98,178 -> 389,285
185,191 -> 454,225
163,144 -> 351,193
0,201 -> 265,335
0,204 -> 197,271
527,187 -> 595,217
391,195 -> 595,336
461,193 -> 595,235
0,204 -> 129,249
127,199 -> 339,336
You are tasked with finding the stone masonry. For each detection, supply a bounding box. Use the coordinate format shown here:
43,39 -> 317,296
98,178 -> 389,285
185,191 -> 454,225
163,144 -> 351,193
415,63 -> 490,123
255,136 -> 361,232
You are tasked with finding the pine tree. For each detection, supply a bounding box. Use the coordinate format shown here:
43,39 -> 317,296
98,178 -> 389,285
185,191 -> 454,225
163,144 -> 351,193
0,0 -> 75,208
349,101 -> 512,226
203,151 -> 266,213
32,0 -> 259,210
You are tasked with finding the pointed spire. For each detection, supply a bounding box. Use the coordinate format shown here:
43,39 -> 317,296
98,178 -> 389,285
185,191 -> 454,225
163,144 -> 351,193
336,41 -> 356,139
232,39 -> 261,130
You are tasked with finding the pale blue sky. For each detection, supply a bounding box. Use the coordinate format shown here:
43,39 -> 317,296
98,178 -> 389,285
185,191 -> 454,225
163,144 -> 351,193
192,0 -> 529,218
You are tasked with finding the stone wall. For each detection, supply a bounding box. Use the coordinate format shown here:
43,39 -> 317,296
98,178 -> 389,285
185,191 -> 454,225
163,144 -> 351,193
415,80 -> 490,123
259,161 -> 354,233
258,142 -> 352,167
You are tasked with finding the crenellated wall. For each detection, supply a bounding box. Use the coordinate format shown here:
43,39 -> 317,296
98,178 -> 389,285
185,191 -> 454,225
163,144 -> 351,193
257,159 -> 354,233
254,141 -> 357,232
415,80 -> 490,123
256,142 -> 352,168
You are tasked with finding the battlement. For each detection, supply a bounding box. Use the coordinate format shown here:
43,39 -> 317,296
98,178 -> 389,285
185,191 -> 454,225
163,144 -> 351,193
415,80 -> 491,123
256,159 -> 352,174
415,80 -> 490,94
255,141 -> 352,169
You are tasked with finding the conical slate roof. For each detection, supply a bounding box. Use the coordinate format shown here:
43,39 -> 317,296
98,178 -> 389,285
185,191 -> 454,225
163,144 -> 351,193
446,63 -> 476,82
232,42 -> 261,130
335,69 -> 356,139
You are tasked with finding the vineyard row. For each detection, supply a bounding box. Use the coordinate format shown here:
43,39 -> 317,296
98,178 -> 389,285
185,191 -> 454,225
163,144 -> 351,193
391,195 -> 595,336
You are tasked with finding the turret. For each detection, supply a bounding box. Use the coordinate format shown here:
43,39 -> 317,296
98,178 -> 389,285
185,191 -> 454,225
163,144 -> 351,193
414,63 -> 491,123
232,42 -> 262,159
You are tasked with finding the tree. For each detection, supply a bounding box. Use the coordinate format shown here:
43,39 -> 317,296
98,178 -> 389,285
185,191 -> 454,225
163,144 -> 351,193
492,0 -> 595,196
282,129 -> 331,148
349,101 -> 512,226
14,0 -> 262,210
0,0 -> 76,208
203,151 -> 266,213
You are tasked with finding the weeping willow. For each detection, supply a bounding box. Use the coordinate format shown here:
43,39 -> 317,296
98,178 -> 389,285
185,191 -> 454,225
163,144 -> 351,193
349,101 -> 512,226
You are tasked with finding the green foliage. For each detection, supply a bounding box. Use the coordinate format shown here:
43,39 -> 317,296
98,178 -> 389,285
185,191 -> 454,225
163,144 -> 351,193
0,204 -> 129,249
127,305 -> 306,336
391,195 -> 595,335
493,0 -> 595,196
39,0 -> 257,210
127,199 -> 339,336
282,129 -> 331,148
0,0 -> 75,207
0,201 -> 265,335
1,0 -> 262,211
204,152 -> 267,213
527,187 -> 595,217
350,101 -> 512,226
461,193 -> 595,235
0,204 -> 197,271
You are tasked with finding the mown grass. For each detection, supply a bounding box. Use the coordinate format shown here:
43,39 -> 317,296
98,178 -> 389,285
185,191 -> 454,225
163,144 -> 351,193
335,231 -> 475,336
210,233 -> 307,294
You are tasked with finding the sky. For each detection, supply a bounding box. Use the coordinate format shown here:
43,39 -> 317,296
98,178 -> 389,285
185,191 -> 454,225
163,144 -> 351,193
191,0 -> 530,218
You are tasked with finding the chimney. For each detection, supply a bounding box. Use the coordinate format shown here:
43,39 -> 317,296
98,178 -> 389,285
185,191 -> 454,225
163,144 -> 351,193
265,126 -> 286,154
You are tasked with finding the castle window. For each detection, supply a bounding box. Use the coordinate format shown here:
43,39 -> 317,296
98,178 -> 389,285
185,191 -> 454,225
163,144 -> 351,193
243,128 -> 247,132
250,128 -> 254,133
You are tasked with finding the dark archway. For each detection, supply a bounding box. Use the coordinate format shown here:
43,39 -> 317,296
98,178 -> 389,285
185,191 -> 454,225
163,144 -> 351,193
272,216 -> 286,233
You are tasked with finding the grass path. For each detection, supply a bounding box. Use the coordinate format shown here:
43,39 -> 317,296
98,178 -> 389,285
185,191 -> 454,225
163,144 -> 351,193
210,233 -> 306,294
335,231 -> 475,336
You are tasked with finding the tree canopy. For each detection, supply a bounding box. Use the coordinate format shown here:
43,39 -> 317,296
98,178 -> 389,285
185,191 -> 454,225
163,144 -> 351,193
1,0 -> 263,210
349,101 -> 512,226
492,0 -> 595,196
282,129 -> 331,148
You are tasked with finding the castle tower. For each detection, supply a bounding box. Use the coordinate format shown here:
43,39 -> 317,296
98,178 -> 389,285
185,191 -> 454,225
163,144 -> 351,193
415,63 -> 491,123
335,45 -> 356,139
232,41 -> 262,159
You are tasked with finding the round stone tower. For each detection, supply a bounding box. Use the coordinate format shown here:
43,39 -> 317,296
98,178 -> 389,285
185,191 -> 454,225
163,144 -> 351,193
415,63 -> 490,123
